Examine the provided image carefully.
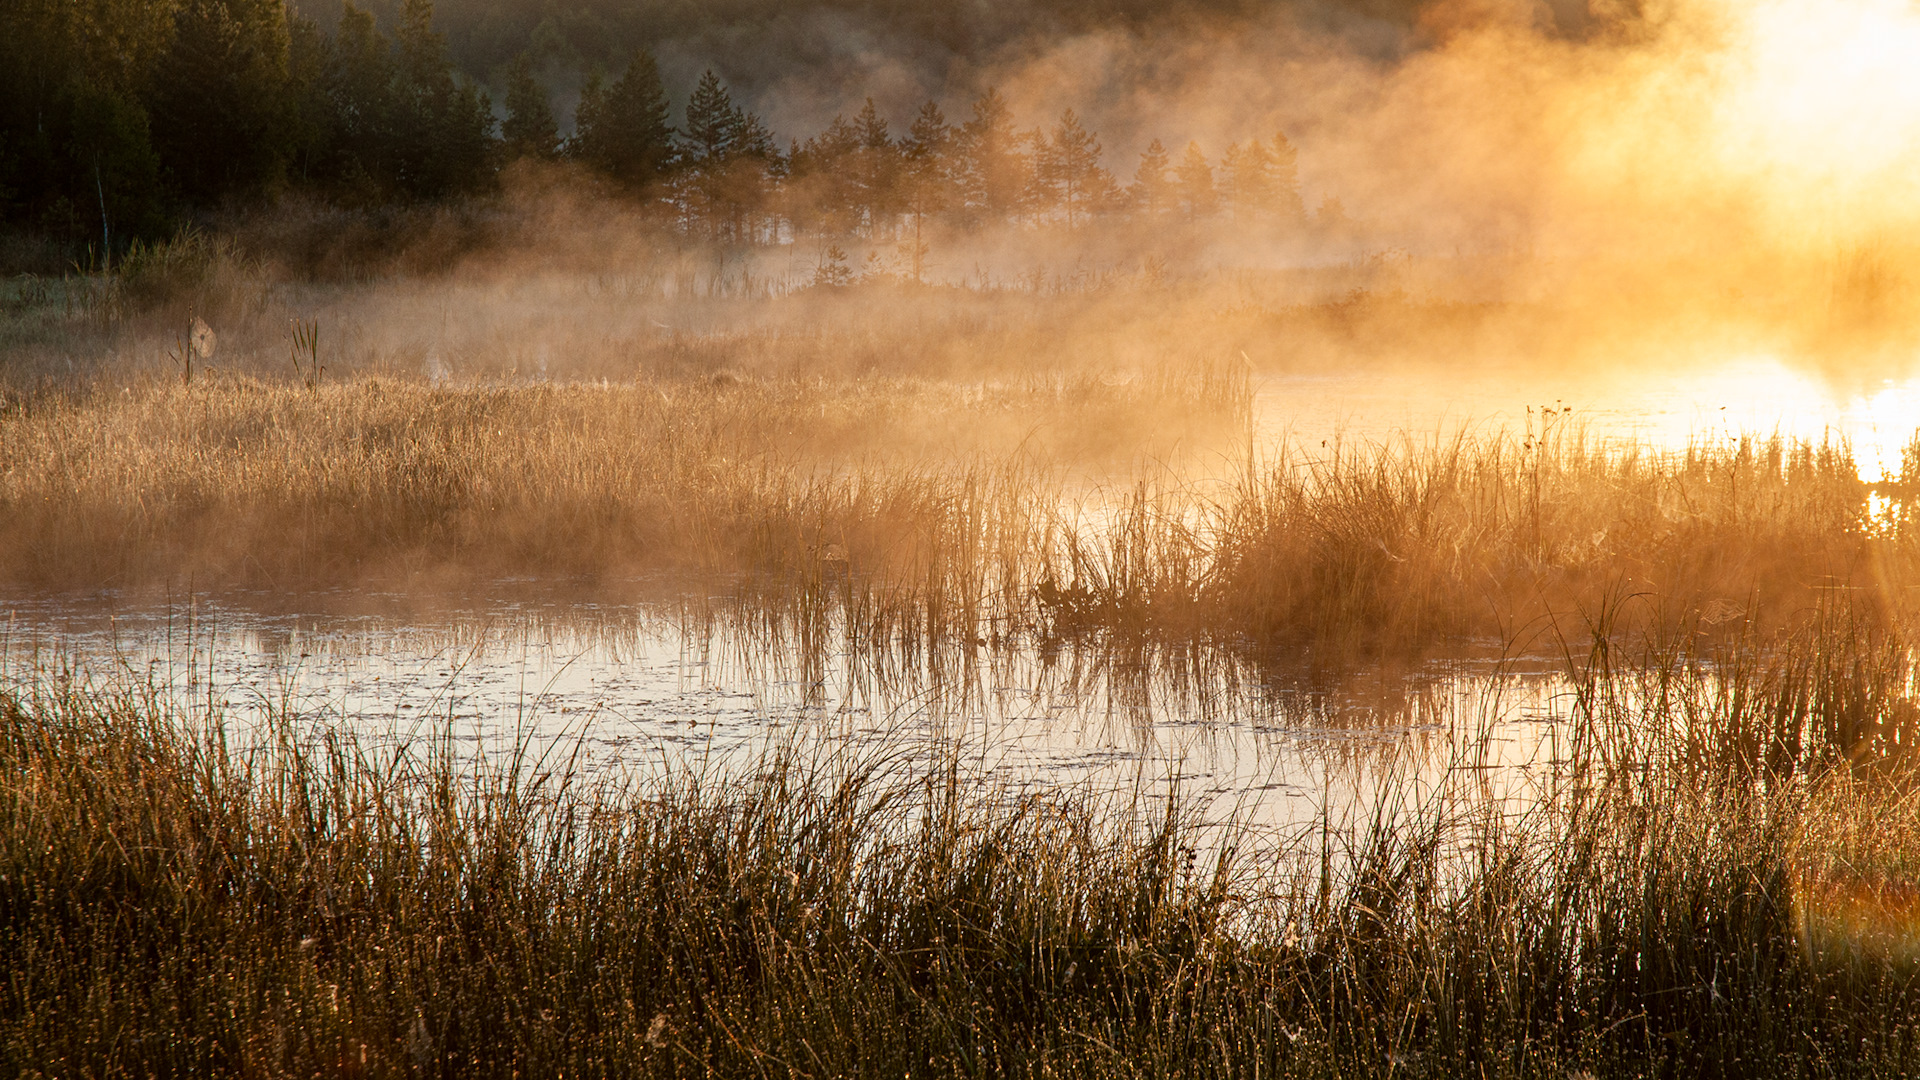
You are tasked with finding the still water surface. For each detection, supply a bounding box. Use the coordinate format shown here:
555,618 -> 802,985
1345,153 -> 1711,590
1,593 -> 1574,832
5,353 -> 1915,824
1254,353 -> 1920,481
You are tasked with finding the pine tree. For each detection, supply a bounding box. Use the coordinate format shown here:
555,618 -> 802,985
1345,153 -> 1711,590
65,83 -> 165,260
1269,130 -> 1304,220
2,0 -> 175,247
901,100 -> 952,280
678,70 -> 775,243
394,0 -> 494,197
682,70 -> 739,164
1044,108 -> 1109,231
790,114 -> 860,236
1221,141 -> 1263,220
905,101 -> 952,166
570,49 -> 672,187
1131,138 -> 1173,218
1221,133 -> 1305,222
147,0 -> 293,205
283,16 -> 332,187
851,98 -> 899,236
1175,141 -> 1215,220
323,2 -> 399,199
958,88 -> 1026,225
500,52 -> 558,161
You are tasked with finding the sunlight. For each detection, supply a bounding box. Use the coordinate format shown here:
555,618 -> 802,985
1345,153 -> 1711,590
1714,0 -> 1920,214
1858,382 -> 1920,482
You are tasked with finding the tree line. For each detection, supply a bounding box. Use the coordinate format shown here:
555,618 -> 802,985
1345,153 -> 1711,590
1,0 -> 1320,266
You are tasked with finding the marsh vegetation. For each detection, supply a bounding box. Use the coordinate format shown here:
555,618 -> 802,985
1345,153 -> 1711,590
5,226 -> 1920,1076
11,0 -> 1920,1071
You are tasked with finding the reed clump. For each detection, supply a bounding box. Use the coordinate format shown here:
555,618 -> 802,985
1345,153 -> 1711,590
1036,427 -> 1901,653
0,373 -> 1108,596
6,611 -> 1920,1076
1,372 -> 1911,656
1205,428 -> 1882,648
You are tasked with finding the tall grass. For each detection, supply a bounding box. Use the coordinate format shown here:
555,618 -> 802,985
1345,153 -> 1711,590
2,374 -> 1910,658
1035,426 -> 1902,653
6,605 -> 1920,1076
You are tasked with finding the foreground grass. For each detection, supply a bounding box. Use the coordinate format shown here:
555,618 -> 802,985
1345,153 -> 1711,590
7,613 -> 1920,1077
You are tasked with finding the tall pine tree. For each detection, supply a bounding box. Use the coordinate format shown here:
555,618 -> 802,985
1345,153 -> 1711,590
1043,109 -> 1109,231
147,0 -> 292,205
678,70 -> 775,243
570,49 -> 672,187
958,88 -> 1026,225
850,98 -> 899,236
901,100 -> 954,274
1131,138 -> 1173,218
1269,131 -> 1304,220
391,0 -> 494,198
1,0 -> 175,252
1175,142 -> 1216,220
500,52 -> 559,161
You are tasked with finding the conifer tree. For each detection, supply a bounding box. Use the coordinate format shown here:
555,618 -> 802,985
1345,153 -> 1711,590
1269,130 -> 1304,220
958,88 -> 1026,225
851,98 -> 899,236
904,102 -> 953,174
500,52 -> 559,161
392,0 -> 494,197
570,49 -> 673,186
901,100 -> 952,280
323,2 -> 399,199
1175,141 -> 1216,220
66,84 -> 166,261
1131,138 -> 1173,218
790,114 -> 861,236
1221,133 -> 1305,222
1043,108 -> 1110,231
1,0 -> 175,249
1220,140 -> 1263,220
679,70 -> 775,242
147,0 -> 293,205
283,16 -> 337,188
683,70 -> 756,163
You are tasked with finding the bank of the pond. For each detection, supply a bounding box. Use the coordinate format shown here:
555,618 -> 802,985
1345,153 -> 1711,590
2,376 -> 1912,656
6,614 -> 1920,1077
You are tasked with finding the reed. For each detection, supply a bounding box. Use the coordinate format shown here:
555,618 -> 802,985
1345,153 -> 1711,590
0,372 -> 1911,656
5,607 -> 1920,1076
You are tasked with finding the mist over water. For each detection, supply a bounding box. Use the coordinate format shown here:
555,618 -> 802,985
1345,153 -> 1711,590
9,0 -> 1920,839
1254,357 -> 1920,483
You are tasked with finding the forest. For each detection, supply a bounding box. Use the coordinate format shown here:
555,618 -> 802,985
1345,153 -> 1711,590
0,0 -> 1388,272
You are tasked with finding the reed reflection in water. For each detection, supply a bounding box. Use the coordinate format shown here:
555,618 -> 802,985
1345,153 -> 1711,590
1,594 -> 1583,835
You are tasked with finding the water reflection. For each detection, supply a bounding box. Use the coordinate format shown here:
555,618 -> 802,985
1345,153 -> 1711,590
1,595 -> 1578,833
1254,353 -> 1920,481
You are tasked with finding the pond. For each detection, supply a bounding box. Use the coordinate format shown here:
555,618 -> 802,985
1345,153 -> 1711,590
4,348 -> 1913,833
1,590 -> 1578,837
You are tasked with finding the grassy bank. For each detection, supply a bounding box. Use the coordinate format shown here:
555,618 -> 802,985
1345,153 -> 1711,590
5,612 -> 1920,1076
1,373 -> 1910,655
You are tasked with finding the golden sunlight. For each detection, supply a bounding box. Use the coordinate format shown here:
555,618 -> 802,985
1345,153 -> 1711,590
1712,0 -> 1920,217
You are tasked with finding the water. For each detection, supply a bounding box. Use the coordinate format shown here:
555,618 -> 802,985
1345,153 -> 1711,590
0,593 -> 1577,833
6,350 -> 1912,830
1253,353 -> 1920,481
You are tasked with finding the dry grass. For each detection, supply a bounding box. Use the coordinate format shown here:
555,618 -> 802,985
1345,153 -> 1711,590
1,372 -> 1911,659
0,370 -> 1234,596
1034,425 -> 1909,654
6,605 -> 1920,1076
